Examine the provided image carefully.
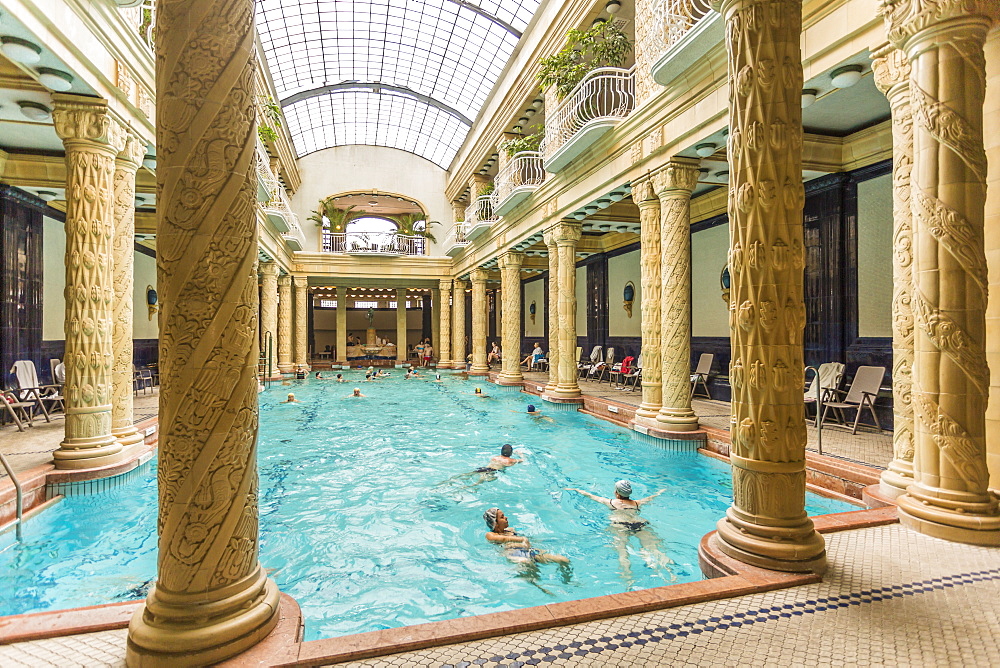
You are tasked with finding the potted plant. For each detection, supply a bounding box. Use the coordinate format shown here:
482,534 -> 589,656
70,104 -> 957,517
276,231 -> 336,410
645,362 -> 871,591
395,213 -> 440,255
500,127 -> 543,157
536,21 -> 633,100
308,200 -> 358,231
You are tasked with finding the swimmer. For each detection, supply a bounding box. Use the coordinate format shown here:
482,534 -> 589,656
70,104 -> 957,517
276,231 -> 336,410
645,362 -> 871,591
434,373 -> 443,382
336,373 -> 346,382
484,508 -> 570,567
349,388 -> 366,398
473,387 -> 489,398
525,404 -> 555,423
436,445 -> 524,490
566,480 -> 673,587
280,393 -> 300,404
315,371 -> 324,379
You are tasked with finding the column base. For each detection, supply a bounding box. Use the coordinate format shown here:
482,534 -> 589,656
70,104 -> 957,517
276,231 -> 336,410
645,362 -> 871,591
437,360 -> 452,369
469,365 -> 490,376
126,567 -> 280,667
632,419 -> 708,444
878,462 -> 914,500
277,363 -> 294,373
548,385 -> 582,401
633,404 -> 661,422
496,373 -> 524,386
54,440 -> 124,471
656,408 -> 699,432
715,510 -> 827,574
542,392 -> 584,404
113,425 -> 146,449
897,486 -> 1000,546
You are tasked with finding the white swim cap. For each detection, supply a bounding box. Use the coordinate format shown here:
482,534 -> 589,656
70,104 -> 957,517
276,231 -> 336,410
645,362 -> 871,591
614,480 -> 633,498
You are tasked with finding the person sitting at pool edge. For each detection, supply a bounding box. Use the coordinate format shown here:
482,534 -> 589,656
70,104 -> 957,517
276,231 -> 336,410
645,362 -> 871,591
281,393 -> 300,403
483,508 -> 569,565
521,342 -> 544,368
350,388 -> 366,398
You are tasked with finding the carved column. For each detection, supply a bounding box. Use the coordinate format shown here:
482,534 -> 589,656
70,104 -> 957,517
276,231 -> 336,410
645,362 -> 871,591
872,44 -> 915,498
452,278 -> 468,370
126,0 -> 280,662
714,0 -> 826,572
655,159 -> 701,431
51,97 -> 125,470
293,276 -> 309,370
336,286 -> 347,365
277,275 -> 292,372
881,0 -> 1000,545
497,252 -> 525,385
470,270 -> 489,375
110,131 -> 147,452
431,287 -> 441,361
551,223 -> 583,401
438,279 -> 453,368
632,178 -> 662,425
259,263 -> 278,378
396,288 -> 408,365
543,230 -> 561,393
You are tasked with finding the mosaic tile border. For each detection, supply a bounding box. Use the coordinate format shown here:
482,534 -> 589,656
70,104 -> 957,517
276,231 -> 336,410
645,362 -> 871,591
437,568 -> 1000,668
629,430 -> 701,452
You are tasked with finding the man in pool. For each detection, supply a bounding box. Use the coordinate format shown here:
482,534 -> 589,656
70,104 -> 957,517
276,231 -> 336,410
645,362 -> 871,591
483,507 -> 569,566
525,404 -> 555,423
565,480 -> 674,586
349,388 -> 366,398
280,393 -> 300,403
436,445 -> 523,490
473,387 -> 489,398
336,373 -> 346,382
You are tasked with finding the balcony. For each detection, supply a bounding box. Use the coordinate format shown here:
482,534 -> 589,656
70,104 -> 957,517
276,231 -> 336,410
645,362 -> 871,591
646,0 -> 722,87
262,189 -> 305,250
464,195 -> 498,240
494,152 -> 545,216
323,232 -> 426,256
542,67 -> 635,173
444,223 -> 471,257
256,139 -> 279,203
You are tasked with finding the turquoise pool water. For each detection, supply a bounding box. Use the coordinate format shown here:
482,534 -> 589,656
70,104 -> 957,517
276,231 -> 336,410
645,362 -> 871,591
0,373 -> 855,640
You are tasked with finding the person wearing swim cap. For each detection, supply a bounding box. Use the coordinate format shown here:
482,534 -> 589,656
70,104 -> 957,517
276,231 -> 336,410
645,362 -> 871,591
349,388 -> 366,398
473,387 -> 488,397
483,507 -> 569,566
280,393 -> 300,403
566,480 -> 673,587
437,444 -> 524,491
524,404 -> 555,423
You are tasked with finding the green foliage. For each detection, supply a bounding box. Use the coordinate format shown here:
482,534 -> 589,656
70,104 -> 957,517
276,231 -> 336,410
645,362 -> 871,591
536,21 -> 633,99
256,96 -> 284,144
395,212 -> 440,244
308,201 -> 358,230
477,183 -> 495,197
500,126 -> 544,157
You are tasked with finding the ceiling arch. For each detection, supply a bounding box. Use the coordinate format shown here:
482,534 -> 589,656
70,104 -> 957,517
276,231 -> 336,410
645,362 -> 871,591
255,0 -> 543,169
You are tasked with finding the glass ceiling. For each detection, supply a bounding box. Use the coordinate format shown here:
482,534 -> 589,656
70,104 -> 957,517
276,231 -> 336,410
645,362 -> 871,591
255,0 -> 543,169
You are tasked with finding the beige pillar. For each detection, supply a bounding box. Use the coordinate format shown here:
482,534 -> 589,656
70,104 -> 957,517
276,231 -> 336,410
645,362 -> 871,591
126,0 -> 280,662
51,97 -> 126,470
438,279 -> 453,368
431,288 -> 441,362
259,263 -> 279,378
872,44 -> 915,498
551,223 -> 583,401
543,230 -> 560,394
655,160 -> 701,431
293,276 -> 309,370
470,270 -> 490,375
110,131 -> 147,452
632,177 -> 662,425
883,0 -> 1000,545
714,0 -> 826,573
452,278 -> 468,370
396,288 -> 408,365
336,286 -> 348,365
277,275 -> 292,372
497,252 -> 524,385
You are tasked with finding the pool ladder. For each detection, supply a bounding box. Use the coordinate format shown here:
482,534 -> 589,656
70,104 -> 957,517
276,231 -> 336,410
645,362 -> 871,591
0,450 -> 23,541
805,365 -> 824,456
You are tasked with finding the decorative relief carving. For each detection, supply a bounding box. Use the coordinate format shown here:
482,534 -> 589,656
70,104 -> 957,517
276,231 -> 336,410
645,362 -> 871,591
543,231 -> 560,391
452,279 -> 468,365
470,270 -> 489,374
498,252 -> 524,382
634,183 -> 661,420
552,224 -> 582,398
878,0 -> 998,47
294,276 -> 309,367
277,275 -> 292,367
259,262 -> 278,377
438,278 -> 453,367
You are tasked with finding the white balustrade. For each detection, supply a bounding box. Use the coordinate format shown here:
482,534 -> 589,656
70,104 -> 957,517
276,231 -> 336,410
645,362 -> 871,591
322,232 -> 426,256
444,223 -> 472,256
464,195 -> 498,240
117,2 -> 156,52
646,0 -> 714,53
494,152 -> 544,216
644,0 -> 722,87
256,139 -> 279,203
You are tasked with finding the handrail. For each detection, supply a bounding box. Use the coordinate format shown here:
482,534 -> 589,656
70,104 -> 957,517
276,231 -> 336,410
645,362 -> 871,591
646,0 -> 714,53
494,152 -> 545,206
446,222 -> 471,249
256,139 -> 280,201
264,188 -> 305,246
465,195 -> 498,228
0,451 -> 23,541
542,67 -> 635,162
805,365 -> 823,455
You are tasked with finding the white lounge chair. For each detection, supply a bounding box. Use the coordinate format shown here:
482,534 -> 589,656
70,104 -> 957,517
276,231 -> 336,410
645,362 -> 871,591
578,346 -> 603,378
804,362 -> 845,426
690,353 -> 714,399
820,366 -> 885,434
8,361 -> 52,423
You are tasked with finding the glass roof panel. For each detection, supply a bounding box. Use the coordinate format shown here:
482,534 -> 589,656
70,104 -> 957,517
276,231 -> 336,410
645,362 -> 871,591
256,0 -> 542,167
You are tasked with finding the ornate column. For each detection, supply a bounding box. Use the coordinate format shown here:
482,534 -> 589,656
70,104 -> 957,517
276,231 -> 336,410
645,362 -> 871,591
51,96 -> 125,470
551,223 -> 583,401
277,275 -> 292,372
714,0 -> 826,572
452,278 -> 468,370
631,177 -> 662,426
259,263 -> 278,378
293,276 -> 309,370
396,288 -> 408,365
438,279 -> 453,368
126,0 -> 280,662
470,270 -> 489,375
336,286 -> 348,365
110,131 -> 147,452
431,287 -> 441,360
542,230 -> 560,394
655,159 -> 701,431
872,44 -> 915,498
881,0 -> 1000,545
497,252 -> 524,385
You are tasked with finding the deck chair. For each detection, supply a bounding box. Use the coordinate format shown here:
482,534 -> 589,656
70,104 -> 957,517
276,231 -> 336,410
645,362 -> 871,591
690,353 -> 714,399
133,364 -> 153,395
820,365 -> 885,434
594,348 -> 616,384
1,390 -> 34,430
8,361 -> 52,423
39,361 -> 65,414
617,354 -> 642,390
578,346 -> 603,378
803,362 -> 845,426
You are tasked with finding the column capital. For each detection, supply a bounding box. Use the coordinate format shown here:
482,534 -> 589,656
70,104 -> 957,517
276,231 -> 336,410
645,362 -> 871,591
453,278 -> 468,290
550,221 -> 582,245
653,158 -> 700,196
117,131 -> 146,170
879,0 -> 998,48
396,287 -> 407,296
293,275 -> 308,287
871,42 -> 911,96
52,95 -> 126,152
260,261 -> 278,277
630,176 -> 658,204
439,278 -> 454,291
498,251 -> 524,269
470,268 -> 489,284
277,274 -> 291,287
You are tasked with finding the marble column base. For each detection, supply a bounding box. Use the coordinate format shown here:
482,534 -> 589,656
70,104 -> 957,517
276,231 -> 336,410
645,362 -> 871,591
496,373 -> 524,386
277,363 -> 294,373
897,486 -> 1000,546
632,419 -> 707,444
878,462 -> 914,500
542,392 -> 583,404
112,425 -> 146,450
656,410 -> 699,432
715,512 -> 827,574
54,436 -> 124,471
469,365 -> 490,376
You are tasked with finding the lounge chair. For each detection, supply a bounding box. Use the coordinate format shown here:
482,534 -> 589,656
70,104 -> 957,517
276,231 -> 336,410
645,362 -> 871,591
134,364 -> 153,395
690,353 -> 714,399
594,348 -> 616,384
578,346 -> 603,378
2,390 -> 35,430
804,362 -> 845,426
820,365 -> 885,434
8,361 -> 52,423
613,354 -> 641,390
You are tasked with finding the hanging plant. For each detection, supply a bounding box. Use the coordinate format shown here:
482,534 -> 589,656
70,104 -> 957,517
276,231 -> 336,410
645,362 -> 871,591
536,21 -> 633,99
257,95 -> 284,144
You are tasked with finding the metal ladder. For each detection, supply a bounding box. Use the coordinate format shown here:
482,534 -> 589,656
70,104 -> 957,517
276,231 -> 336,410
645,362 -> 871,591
0,451 -> 23,541
258,331 -> 274,389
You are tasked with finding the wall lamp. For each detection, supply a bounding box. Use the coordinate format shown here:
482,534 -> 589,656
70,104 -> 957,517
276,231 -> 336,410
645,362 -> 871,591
830,65 -> 863,89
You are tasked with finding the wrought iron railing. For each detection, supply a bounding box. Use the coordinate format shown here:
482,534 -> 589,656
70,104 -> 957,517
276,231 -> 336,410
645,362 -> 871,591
645,0 -> 715,54
542,67 -> 635,163
322,232 -> 426,256
263,188 -> 305,247
256,138 -> 279,201
465,195 -> 498,229
494,152 -> 545,207
118,1 -> 156,52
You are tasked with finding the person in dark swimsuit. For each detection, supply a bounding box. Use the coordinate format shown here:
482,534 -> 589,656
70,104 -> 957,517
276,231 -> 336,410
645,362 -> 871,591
566,480 -> 674,587
483,507 -> 569,566
438,445 -> 523,490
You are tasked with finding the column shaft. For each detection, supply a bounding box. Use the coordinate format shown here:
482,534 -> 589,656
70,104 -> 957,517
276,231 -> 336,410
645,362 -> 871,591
52,97 -> 126,469
452,279 -> 467,370
438,280 -> 452,368
884,0 -> 1000,544
293,276 -> 309,370
632,178 -> 662,423
396,288 -> 408,365
431,288 -> 441,364
552,223 -> 582,400
655,161 -> 700,431
277,276 -> 292,371
543,232 -> 560,393
714,0 -> 826,573
336,287 -> 347,365
259,263 -> 278,378
470,270 -> 489,375
110,132 -> 147,451
126,0 -> 280,662
497,252 -> 524,384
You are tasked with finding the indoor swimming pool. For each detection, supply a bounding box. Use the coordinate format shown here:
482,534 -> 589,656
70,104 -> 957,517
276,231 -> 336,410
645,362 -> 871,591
0,373 -> 856,640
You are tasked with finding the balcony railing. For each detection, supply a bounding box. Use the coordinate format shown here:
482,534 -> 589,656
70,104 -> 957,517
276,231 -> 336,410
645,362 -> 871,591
444,223 -> 471,256
542,67 -> 635,173
494,152 -> 545,216
256,139 -> 279,203
262,189 -> 305,250
322,232 -> 426,256
118,2 -> 155,52
645,0 -> 722,86
464,195 -> 498,240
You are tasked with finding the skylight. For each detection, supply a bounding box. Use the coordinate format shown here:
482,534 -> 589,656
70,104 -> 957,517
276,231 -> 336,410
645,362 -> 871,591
255,0 -> 543,168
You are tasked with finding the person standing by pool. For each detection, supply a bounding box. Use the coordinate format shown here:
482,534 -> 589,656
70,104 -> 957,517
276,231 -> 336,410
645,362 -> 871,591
483,508 -> 569,566
565,480 -> 674,587
422,340 -> 433,367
